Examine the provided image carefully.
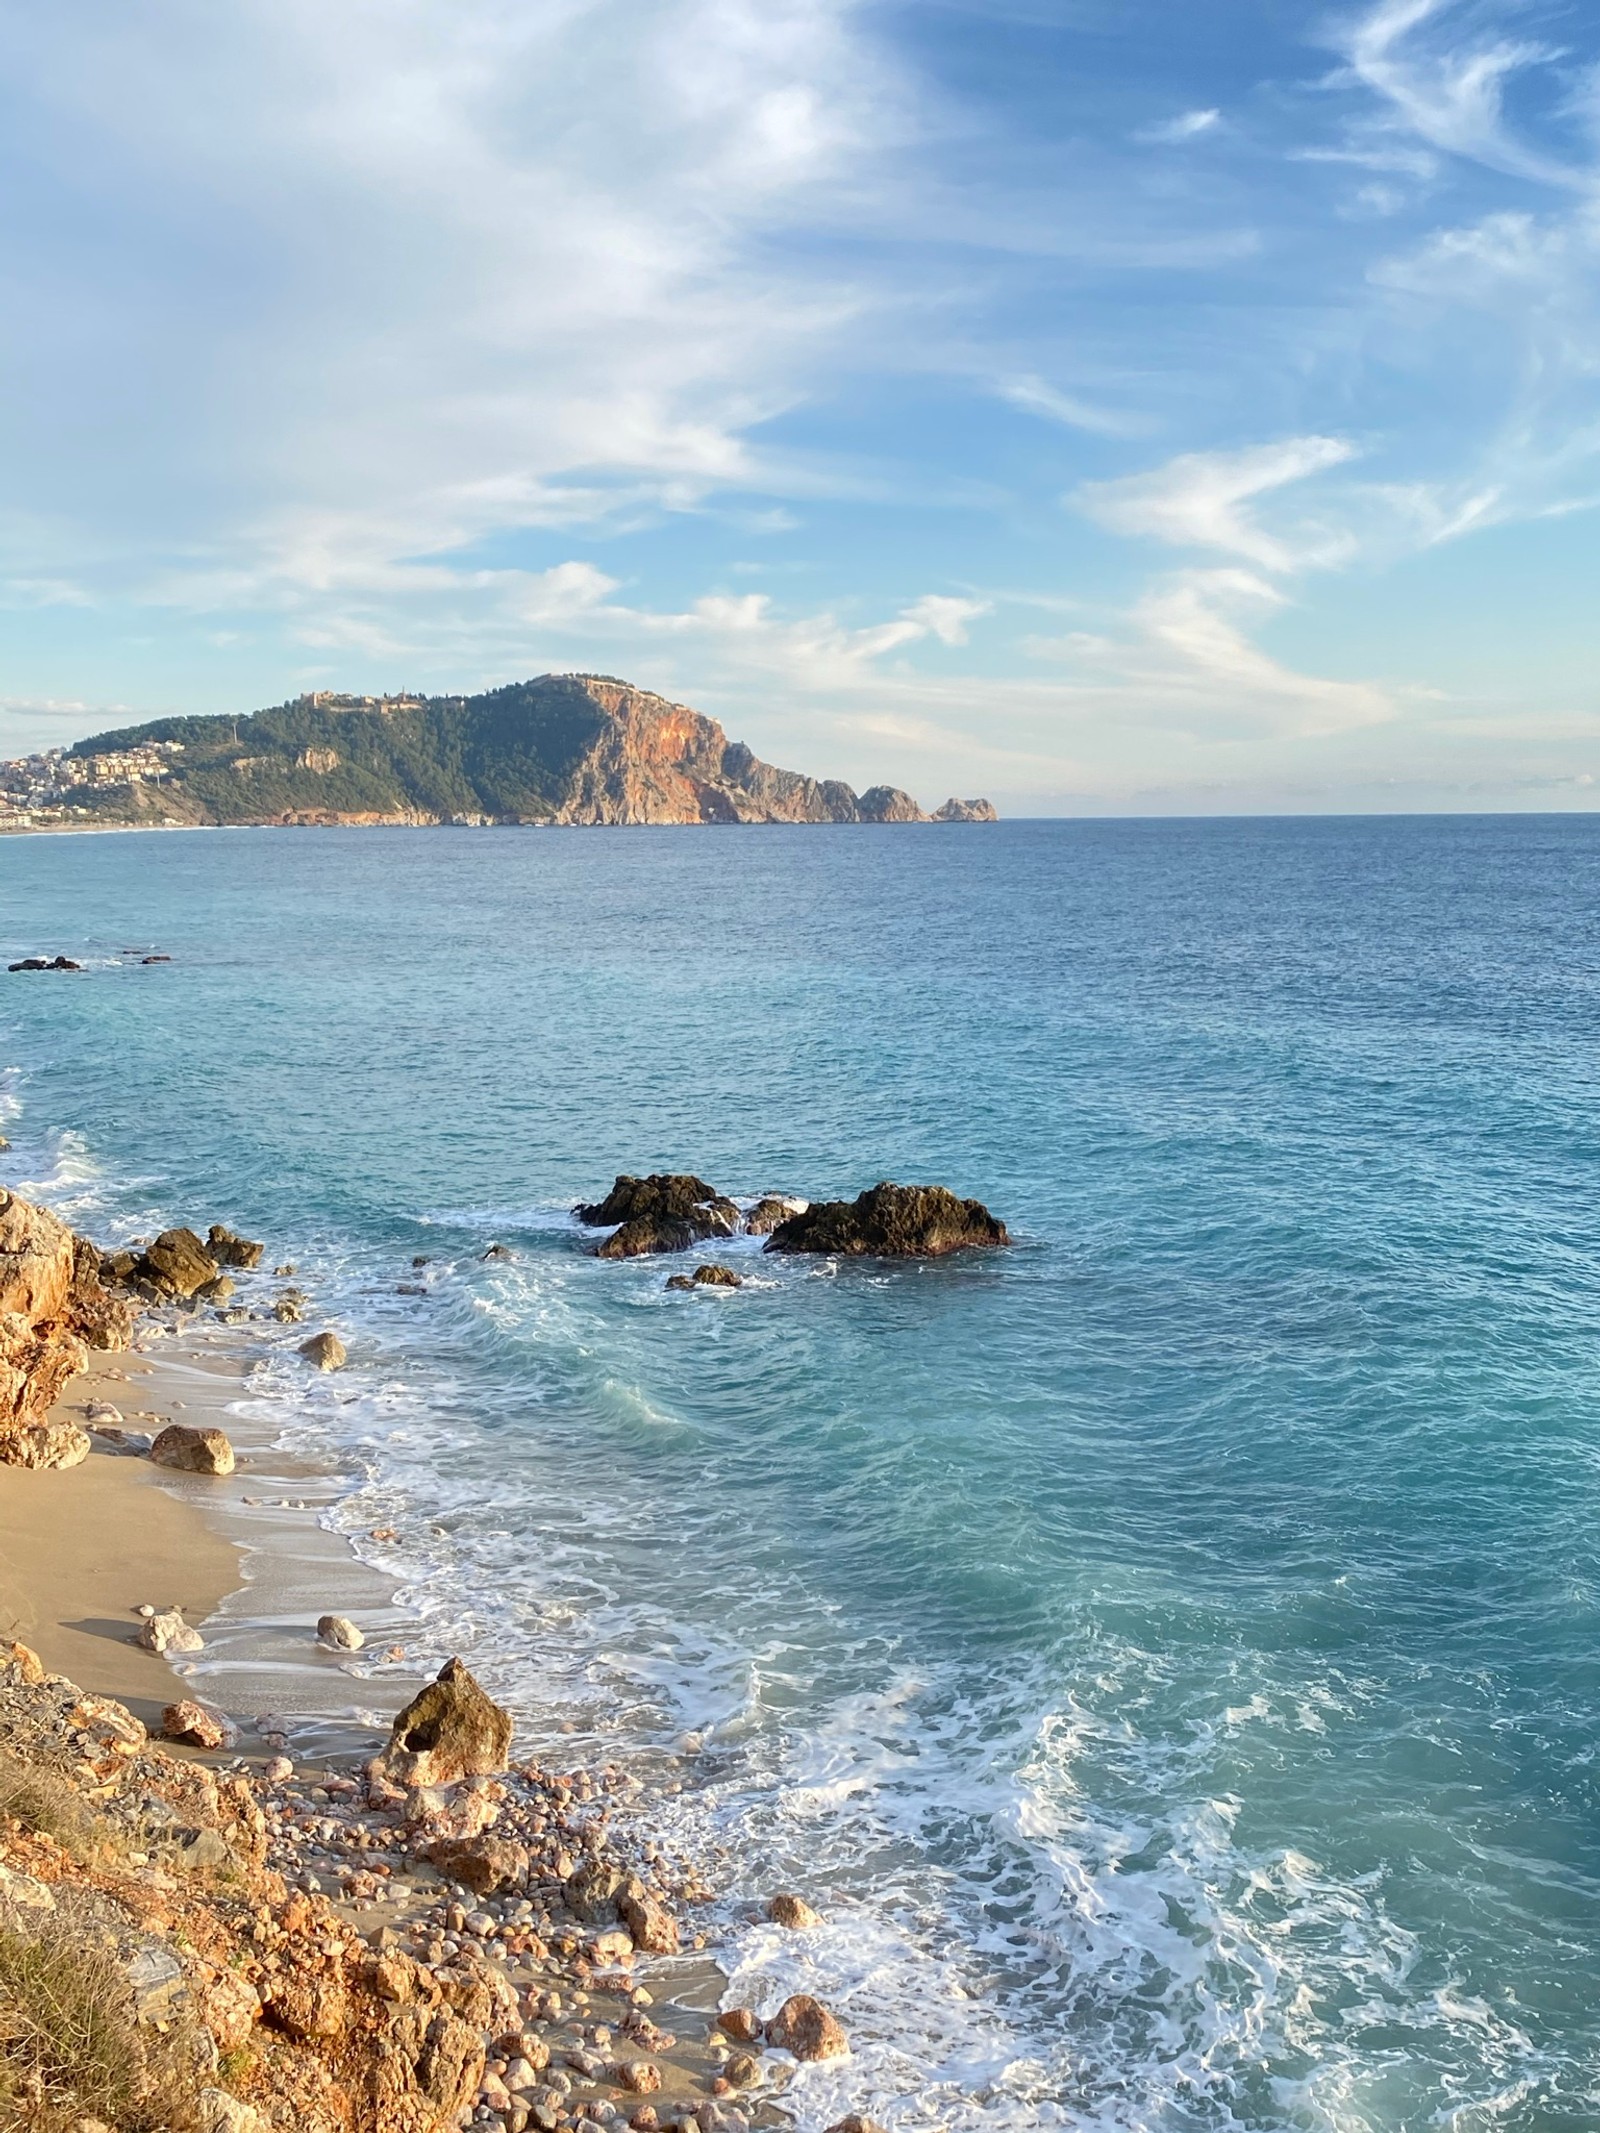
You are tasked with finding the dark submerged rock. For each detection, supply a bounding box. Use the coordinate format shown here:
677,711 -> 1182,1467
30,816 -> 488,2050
665,1264 -> 743,1291
765,1181 -> 1008,1258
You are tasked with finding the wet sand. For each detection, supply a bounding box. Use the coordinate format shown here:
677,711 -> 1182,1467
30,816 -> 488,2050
0,1323 -> 411,1754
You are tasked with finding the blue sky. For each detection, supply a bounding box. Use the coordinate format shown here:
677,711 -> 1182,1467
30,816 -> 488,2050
0,0 -> 1596,812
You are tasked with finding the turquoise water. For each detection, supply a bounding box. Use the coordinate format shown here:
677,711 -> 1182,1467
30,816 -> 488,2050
4,819 -> 1600,2131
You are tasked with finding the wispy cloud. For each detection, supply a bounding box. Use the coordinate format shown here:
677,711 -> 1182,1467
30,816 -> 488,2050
1075,437 -> 1358,571
998,376 -> 1148,438
1135,108 -> 1222,145
1337,0 -> 1581,186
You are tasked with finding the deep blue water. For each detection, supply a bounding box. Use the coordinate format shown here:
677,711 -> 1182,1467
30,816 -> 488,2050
4,818 -> 1600,2132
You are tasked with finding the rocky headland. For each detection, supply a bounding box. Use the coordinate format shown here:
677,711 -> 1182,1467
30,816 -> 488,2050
4,677 -> 998,833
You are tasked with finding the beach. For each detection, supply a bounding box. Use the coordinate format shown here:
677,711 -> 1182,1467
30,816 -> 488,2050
0,1220 -> 822,2133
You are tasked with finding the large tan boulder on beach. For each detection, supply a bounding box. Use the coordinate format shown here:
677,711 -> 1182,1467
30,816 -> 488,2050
299,1330 -> 346,1371
161,1699 -> 236,1750
0,1414 -> 90,1469
0,1188 -> 75,1320
422,1834 -> 528,1896
618,1882 -> 680,1955
150,1422 -> 236,1475
382,1657 -> 512,1788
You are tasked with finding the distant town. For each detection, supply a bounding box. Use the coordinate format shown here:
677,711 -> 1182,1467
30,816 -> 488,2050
0,740 -> 185,829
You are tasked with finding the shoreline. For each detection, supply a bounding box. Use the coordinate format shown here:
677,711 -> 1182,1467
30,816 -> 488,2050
0,1345 -> 238,1726
0,1322 -> 413,1760
0,1206 -> 836,2133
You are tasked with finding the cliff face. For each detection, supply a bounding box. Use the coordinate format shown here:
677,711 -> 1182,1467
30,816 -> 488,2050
63,675 -> 997,829
0,1190 -> 134,1466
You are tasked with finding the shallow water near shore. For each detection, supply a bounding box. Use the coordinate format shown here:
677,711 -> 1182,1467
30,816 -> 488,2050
5,817 -> 1600,2132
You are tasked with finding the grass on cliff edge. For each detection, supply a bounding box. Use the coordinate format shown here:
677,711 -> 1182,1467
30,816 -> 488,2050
0,1921 -> 202,2133
0,1756 -> 98,1862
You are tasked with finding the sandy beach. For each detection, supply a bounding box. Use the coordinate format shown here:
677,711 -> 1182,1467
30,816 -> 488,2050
0,1347 -> 239,1721
0,1225 -> 814,2133
1,1321 -> 420,1757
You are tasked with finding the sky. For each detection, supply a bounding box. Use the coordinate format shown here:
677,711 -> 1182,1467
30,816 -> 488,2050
0,0 -> 1596,814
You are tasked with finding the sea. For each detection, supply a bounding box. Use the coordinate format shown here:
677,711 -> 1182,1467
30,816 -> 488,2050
3,817 -> 1599,2133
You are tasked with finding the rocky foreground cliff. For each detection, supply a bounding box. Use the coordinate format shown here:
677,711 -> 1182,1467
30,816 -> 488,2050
30,677 -> 997,831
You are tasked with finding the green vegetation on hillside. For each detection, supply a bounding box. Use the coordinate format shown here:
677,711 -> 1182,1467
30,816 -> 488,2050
71,677 -> 619,823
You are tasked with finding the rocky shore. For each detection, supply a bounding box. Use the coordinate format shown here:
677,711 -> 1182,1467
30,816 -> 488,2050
0,1187 -> 873,2133
0,1640 -> 872,2133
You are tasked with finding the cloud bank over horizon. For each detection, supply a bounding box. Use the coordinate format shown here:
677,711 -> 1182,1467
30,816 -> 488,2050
0,0 -> 1596,813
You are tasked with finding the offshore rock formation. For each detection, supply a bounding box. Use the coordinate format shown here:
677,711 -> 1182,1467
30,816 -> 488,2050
576,1175 -> 1007,1259
576,1174 -> 740,1259
60,676 -> 999,829
764,1182 -> 1009,1258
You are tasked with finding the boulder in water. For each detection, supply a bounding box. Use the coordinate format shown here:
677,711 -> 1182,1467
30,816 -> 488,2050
598,1217 -> 698,1259
576,1173 -> 721,1225
767,1891 -> 821,1928
765,1994 -> 848,2061
299,1330 -> 346,1370
765,1182 -> 1007,1259
135,1227 -> 221,1300
579,1174 -> 738,1256
207,1224 -> 264,1269
932,797 -> 998,823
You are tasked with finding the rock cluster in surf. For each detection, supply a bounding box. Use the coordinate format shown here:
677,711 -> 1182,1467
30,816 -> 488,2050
575,1174 -> 1008,1262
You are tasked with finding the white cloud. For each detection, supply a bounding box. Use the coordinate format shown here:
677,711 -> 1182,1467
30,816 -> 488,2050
1339,0 -> 1580,187
1131,568 -> 1394,736
1136,108 -> 1222,145
1075,437 -> 1358,571
0,0 -> 900,595
998,376 -> 1148,439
